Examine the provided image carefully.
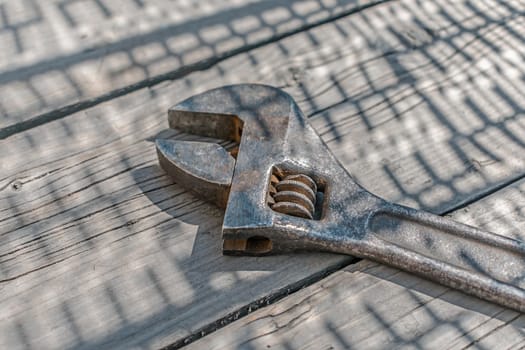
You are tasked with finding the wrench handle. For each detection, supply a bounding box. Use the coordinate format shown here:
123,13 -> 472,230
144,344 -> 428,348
363,205 -> 525,312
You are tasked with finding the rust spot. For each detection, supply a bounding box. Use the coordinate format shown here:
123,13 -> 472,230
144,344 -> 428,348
223,237 -> 273,255
267,168 -> 323,220
230,117 -> 244,143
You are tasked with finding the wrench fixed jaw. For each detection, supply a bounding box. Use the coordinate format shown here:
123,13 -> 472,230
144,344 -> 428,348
167,84 -> 294,142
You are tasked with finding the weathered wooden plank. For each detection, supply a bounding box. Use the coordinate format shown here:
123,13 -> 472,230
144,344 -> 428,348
4,0 -> 525,214
188,179 -> 525,350
2,0 -> 525,348
0,0 -> 384,130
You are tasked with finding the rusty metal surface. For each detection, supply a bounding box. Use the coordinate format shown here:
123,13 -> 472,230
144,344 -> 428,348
155,84 -> 525,312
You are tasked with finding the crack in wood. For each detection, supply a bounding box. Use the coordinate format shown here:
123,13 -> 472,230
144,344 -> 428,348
161,258 -> 357,350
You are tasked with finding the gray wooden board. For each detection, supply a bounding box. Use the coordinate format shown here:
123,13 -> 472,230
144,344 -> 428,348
1,0 -> 525,348
0,0 -> 382,130
188,179 -> 525,350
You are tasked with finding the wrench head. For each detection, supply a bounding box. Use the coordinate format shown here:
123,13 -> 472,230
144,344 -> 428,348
156,84 -> 366,255
156,84 -> 293,209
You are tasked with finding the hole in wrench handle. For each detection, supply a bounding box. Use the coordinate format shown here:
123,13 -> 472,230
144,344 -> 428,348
223,236 -> 273,255
365,206 -> 525,311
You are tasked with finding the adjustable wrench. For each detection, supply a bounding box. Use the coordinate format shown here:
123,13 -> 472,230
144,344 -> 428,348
156,84 -> 525,312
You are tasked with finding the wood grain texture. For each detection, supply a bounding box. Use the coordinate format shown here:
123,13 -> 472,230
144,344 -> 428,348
5,0 -> 525,213
2,0 -> 525,348
0,0 -> 383,130
188,179 -> 525,350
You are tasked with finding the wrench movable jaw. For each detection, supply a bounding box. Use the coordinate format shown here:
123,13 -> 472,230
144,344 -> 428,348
156,140 -> 235,208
